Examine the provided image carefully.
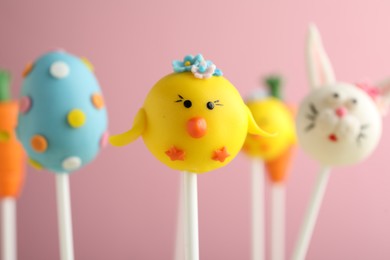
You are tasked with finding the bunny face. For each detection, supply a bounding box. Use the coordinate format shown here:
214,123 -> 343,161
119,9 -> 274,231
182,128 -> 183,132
297,82 -> 382,166
296,25 -> 390,167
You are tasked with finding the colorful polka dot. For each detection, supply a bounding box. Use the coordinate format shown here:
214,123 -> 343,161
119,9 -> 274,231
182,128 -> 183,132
0,131 -> 10,142
50,61 -> 70,79
100,131 -> 109,148
28,158 -> 43,170
91,93 -> 104,109
30,135 -> 48,153
22,62 -> 34,78
67,109 -> 86,128
62,156 -> 82,171
19,96 -> 32,114
81,57 -> 94,71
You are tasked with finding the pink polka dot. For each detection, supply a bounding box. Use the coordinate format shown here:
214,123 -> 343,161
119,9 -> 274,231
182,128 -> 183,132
100,131 -> 109,148
19,96 -> 32,114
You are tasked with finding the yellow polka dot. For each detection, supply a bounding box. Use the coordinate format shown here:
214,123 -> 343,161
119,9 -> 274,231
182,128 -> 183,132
28,158 -> 43,170
81,57 -> 94,71
67,109 -> 86,128
91,93 -> 104,109
30,135 -> 48,153
184,61 -> 191,66
0,131 -> 10,142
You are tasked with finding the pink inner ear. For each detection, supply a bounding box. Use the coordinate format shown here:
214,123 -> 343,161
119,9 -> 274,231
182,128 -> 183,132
355,82 -> 380,100
314,47 -> 326,86
355,82 -> 387,116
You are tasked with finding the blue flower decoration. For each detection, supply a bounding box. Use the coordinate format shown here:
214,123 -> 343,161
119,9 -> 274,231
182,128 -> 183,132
213,68 -> 223,76
172,54 -> 223,78
172,54 -> 203,73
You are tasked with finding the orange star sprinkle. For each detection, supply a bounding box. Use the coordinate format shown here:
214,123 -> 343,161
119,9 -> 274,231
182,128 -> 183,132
212,146 -> 230,162
165,146 -> 185,161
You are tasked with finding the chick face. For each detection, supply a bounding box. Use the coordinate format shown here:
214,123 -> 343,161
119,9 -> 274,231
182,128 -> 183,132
243,98 -> 296,160
142,72 -> 253,173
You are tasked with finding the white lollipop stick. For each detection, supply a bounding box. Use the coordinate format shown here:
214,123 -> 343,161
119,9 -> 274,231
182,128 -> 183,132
292,166 -> 331,260
174,173 -> 185,260
56,174 -> 74,260
1,197 -> 16,260
183,171 -> 199,260
251,158 -> 265,260
271,183 -> 285,260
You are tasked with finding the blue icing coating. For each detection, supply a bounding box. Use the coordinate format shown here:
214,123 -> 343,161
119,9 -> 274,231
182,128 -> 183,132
17,51 -> 108,173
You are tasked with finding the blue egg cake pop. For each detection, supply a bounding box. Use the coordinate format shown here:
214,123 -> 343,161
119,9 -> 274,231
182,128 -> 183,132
17,51 -> 108,173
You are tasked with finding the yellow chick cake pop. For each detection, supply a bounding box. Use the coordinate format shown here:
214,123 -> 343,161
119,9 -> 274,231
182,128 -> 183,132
110,54 -> 272,173
243,76 -> 296,182
242,76 -> 296,260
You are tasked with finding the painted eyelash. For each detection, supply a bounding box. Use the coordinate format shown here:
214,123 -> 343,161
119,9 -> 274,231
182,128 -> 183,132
214,100 -> 223,106
176,97 -> 223,106
175,95 -> 184,102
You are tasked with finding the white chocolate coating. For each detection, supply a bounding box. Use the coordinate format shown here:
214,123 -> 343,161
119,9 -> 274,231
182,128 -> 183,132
297,83 -> 381,166
297,25 -> 389,166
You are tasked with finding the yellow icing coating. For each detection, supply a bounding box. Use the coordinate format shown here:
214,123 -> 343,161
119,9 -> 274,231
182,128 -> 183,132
110,72 -> 272,173
243,97 -> 296,160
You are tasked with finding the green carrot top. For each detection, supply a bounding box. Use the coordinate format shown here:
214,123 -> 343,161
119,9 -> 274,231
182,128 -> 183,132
0,70 -> 11,102
264,75 -> 283,100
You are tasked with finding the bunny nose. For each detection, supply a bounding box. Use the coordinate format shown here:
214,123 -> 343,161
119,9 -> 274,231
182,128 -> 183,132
335,107 -> 347,118
187,117 -> 207,138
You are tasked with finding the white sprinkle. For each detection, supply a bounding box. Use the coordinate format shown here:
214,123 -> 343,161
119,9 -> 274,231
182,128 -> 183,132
62,156 -> 82,171
50,61 -> 70,79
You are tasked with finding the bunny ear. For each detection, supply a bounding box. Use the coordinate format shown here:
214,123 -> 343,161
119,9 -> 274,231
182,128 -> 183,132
376,78 -> 390,116
306,24 -> 336,89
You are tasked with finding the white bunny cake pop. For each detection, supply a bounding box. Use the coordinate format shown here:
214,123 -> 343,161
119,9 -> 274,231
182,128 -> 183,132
296,25 -> 390,166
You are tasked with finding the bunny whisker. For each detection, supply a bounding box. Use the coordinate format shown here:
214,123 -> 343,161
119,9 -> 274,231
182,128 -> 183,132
305,123 -> 315,132
356,124 -> 369,144
357,133 -> 366,144
306,114 -> 316,121
309,103 -> 318,115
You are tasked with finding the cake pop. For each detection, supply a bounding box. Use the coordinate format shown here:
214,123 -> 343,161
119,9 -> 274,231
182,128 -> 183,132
110,54 -> 272,260
292,25 -> 390,260
17,51 -> 108,260
0,70 -> 25,260
243,76 -> 296,260
17,51 -> 108,173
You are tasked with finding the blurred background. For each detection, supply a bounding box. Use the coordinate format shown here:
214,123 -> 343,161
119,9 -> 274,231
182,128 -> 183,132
1,0 -> 390,259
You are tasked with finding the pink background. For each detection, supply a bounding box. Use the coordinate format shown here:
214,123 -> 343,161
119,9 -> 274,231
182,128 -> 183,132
1,0 -> 390,259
